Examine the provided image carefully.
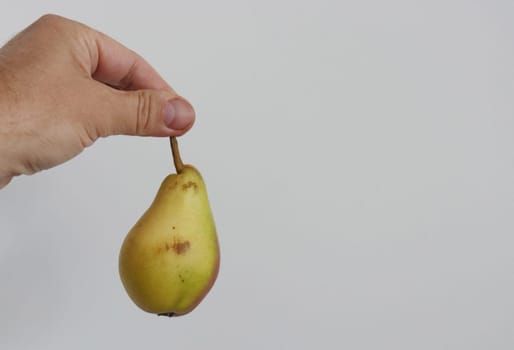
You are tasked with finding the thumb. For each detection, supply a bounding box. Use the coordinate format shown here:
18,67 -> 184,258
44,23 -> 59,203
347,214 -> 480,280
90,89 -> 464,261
96,88 -> 195,137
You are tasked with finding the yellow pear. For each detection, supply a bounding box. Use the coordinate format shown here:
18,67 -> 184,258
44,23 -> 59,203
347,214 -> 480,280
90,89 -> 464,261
119,137 -> 219,316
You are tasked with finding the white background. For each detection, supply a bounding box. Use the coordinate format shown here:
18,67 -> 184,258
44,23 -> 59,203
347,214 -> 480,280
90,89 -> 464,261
1,1 -> 514,349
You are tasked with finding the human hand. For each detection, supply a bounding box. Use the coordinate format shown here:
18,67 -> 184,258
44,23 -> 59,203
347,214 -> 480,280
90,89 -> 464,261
0,14 -> 195,188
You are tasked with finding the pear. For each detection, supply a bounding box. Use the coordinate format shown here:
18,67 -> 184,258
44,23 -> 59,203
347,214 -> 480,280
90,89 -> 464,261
119,137 -> 219,316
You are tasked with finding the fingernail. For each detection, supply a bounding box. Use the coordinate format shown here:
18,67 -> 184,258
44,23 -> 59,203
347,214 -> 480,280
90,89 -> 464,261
163,98 -> 195,130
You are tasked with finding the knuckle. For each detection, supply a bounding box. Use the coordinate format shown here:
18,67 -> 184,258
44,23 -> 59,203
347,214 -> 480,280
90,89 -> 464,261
135,90 -> 155,134
80,124 -> 98,148
33,14 -> 68,36
36,14 -> 61,26
21,159 -> 41,175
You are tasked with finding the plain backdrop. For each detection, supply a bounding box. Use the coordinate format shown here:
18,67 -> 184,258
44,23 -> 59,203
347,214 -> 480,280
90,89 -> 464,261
1,1 -> 514,349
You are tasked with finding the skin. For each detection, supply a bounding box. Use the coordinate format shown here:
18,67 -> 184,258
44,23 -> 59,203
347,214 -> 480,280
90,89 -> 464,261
0,14 -> 196,189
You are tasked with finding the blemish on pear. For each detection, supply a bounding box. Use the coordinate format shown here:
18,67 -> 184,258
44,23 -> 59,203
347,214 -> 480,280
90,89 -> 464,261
182,181 -> 198,192
171,239 -> 190,255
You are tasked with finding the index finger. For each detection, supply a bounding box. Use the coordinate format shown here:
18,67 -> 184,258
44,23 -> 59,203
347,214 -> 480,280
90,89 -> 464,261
89,30 -> 176,93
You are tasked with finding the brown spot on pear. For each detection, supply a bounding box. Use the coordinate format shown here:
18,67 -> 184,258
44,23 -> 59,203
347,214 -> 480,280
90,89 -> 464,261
172,239 -> 190,255
181,181 -> 198,192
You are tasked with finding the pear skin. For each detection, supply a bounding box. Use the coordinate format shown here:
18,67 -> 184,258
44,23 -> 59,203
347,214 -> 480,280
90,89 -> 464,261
119,139 -> 219,316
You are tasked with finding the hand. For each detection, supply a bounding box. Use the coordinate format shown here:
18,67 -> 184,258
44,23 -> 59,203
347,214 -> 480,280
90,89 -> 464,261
0,14 -> 195,188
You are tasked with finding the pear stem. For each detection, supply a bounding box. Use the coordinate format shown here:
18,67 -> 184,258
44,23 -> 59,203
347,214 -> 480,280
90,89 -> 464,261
170,136 -> 185,174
